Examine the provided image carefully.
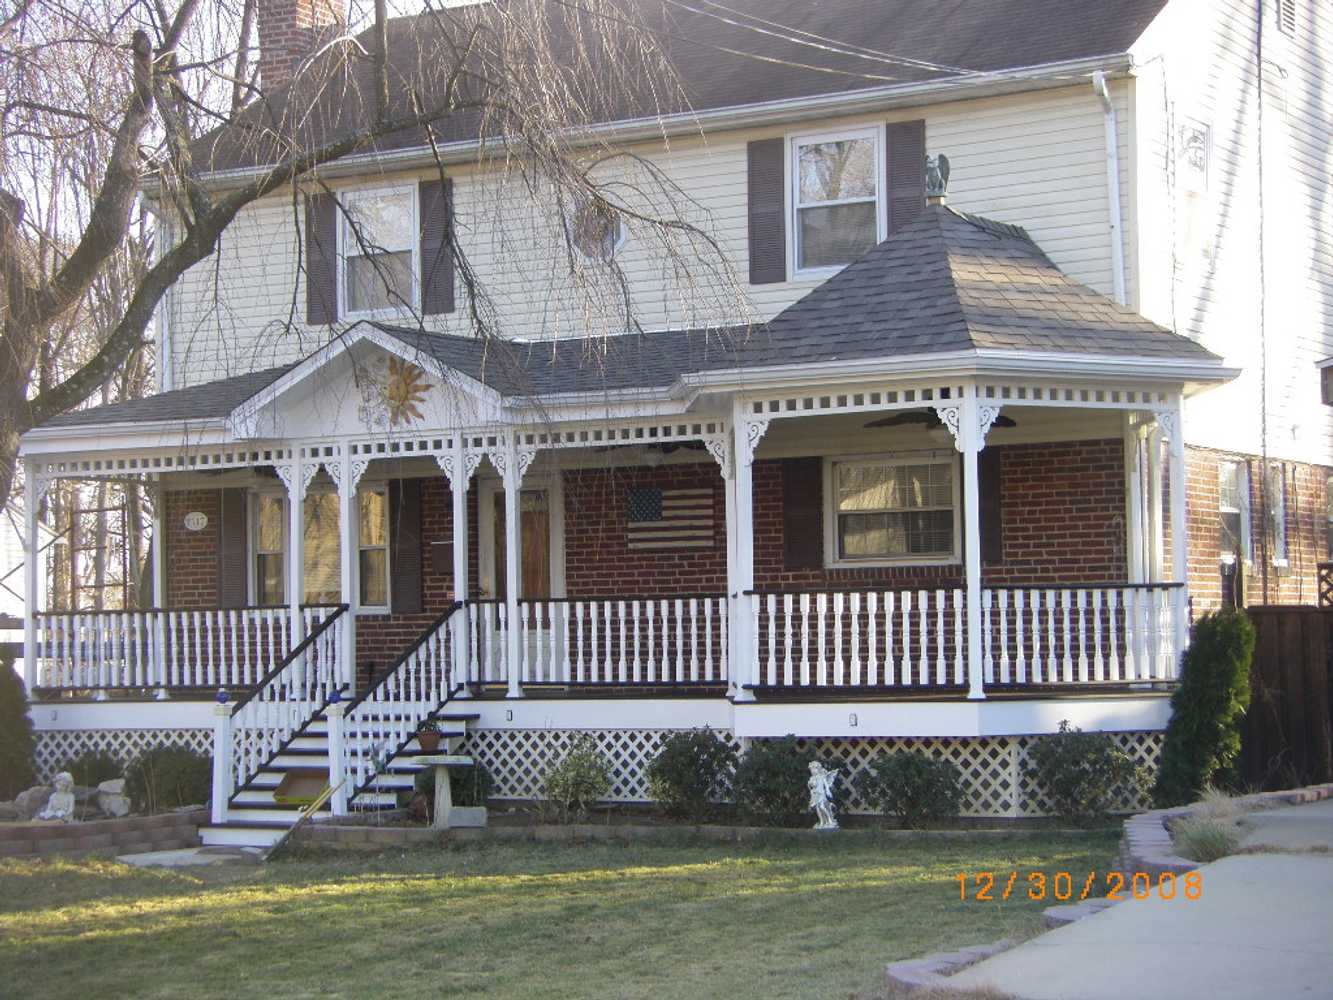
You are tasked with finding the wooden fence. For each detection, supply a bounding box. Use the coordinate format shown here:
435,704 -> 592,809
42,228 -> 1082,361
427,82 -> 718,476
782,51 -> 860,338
1240,606 -> 1333,789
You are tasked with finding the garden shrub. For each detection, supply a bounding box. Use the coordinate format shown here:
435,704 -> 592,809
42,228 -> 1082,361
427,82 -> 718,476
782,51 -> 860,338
1172,815 -> 1241,862
124,746 -> 212,814
60,750 -> 124,788
542,738 -> 612,822
854,751 -> 964,828
732,736 -> 823,827
1023,721 -> 1147,825
0,657 -> 36,799
1153,608 -> 1255,807
645,728 -> 736,821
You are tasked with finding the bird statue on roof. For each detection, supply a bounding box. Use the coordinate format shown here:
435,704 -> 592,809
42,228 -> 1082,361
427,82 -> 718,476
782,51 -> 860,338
926,153 -> 951,198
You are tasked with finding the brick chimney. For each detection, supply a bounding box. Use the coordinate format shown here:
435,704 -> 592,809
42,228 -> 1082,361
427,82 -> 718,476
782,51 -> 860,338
256,0 -> 347,91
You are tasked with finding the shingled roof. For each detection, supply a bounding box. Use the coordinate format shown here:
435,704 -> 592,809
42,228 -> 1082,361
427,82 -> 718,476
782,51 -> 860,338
190,0 -> 1170,174
35,205 -> 1222,432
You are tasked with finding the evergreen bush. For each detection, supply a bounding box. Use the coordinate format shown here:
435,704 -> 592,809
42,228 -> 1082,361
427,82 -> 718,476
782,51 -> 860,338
732,736 -> 823,827
542,738 -> 612,822
645,728 -> 737,821
1153,608 -> 1255,807
123,746 -> 212,814
1023,721 -> 1147,825
854,751 -> 964,828
0,657 -> 36,799
60,750 -> 124,788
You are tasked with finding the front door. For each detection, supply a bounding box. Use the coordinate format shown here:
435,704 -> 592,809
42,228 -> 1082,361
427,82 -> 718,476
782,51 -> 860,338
481,481 -> 562,681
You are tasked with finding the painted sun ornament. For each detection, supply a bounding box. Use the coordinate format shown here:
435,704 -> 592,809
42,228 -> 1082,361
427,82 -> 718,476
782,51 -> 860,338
382,358 -> 430,426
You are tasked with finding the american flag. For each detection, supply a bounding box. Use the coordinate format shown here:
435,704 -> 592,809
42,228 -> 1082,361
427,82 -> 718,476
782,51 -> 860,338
626,487 -> 714,549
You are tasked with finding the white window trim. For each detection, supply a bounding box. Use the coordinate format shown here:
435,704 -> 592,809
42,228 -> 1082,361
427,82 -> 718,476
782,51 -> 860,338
822,452 -> 962,569
356,482 -> 391,614
786,125 -> 886,282
248,489 -> 288,607
1218,461 -> 1252,566
336,183 -> 421,322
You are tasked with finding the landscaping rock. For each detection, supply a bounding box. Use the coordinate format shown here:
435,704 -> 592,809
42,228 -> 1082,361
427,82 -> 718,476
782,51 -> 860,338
98,779 -> 126,795
14,786 -> 52,820
0,801 -> 18,821
98,789 -> 131,818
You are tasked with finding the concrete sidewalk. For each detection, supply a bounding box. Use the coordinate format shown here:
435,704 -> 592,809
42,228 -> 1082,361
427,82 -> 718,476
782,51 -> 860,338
946,802 -> 1333,1000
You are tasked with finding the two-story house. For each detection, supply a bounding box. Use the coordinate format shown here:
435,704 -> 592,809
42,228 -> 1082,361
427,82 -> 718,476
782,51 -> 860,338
17,0 -> 1331,846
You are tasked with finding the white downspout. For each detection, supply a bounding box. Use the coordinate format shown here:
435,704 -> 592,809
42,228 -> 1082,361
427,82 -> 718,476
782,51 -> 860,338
1093,70 -> 1128,306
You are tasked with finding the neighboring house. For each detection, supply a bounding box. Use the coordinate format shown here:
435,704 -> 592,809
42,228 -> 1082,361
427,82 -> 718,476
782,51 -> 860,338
16,0 -> 1331,846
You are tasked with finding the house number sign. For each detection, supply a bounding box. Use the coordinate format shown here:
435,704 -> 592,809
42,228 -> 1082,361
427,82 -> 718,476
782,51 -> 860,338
183,511 -> 209,532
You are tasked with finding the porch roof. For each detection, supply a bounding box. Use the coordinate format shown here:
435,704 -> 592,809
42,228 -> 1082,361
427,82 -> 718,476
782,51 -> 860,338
34,205 -> 1224,435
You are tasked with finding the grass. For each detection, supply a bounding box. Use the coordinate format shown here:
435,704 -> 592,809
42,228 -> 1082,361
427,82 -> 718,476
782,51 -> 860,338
0,831 -> 1119,1000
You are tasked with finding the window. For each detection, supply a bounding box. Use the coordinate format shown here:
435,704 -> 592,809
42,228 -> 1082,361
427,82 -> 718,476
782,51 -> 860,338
1218,461 -> 1251,564
1265,463 -> 1288,567
828,457 -> 958,564
358,487 -> 389,608
792,129 -> 880,272
254,494 -> 286,606
1326,477 -> 1333,559
340,186 -> 417,316
303,492 -> 341,604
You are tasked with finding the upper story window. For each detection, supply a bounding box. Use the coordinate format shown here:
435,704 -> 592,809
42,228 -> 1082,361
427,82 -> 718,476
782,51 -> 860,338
826,456 -> 958,566
569,199 -> 625,260
340,186 -> 418,317
1218,461 -> 1251,564
792,128 -> 881,274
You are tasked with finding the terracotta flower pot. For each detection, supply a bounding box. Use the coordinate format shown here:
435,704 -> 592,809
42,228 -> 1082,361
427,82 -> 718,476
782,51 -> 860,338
417,730 -> 442,753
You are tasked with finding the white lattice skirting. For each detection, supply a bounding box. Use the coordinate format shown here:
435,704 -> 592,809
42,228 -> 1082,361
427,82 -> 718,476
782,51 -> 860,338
33,729 -> 212,783
465,729 -> 1163,818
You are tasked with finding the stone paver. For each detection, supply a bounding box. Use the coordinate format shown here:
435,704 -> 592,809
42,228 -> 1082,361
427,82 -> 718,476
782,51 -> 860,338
1238,798 -> 1333,852
946,850 -> 1333,1000
117,847 -> 262,868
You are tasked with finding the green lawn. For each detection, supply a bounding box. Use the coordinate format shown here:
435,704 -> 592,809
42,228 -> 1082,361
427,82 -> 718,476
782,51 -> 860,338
0,832 -> 1118,999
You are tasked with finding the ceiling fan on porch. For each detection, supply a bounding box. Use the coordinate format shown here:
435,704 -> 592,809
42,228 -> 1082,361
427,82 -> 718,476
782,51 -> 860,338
863,410 -> 1016,430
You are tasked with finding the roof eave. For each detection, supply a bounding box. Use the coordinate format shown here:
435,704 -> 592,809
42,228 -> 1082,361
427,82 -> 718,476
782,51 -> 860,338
144,53 -> 1136,196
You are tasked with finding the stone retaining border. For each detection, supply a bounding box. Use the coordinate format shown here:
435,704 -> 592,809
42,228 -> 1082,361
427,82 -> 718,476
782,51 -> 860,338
1114,783 -> 1333,878
290,822 -> 1105,851
0,808 -> 208,861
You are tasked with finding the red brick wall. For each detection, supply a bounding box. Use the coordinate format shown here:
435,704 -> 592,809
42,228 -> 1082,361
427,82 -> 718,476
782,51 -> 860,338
1185,446 -> 1331,614
164,490 -> 222,608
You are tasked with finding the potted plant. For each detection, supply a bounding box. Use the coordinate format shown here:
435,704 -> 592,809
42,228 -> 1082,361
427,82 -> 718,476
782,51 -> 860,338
416,720 -> 443,754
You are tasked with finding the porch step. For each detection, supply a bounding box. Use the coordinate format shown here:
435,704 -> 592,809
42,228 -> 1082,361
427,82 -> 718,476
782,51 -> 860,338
200,822 -> 291,849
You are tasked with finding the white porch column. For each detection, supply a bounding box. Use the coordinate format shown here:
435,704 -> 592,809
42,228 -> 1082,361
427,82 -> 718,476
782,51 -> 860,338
278,455 -> 311,650
325,697 -> 348,815
730,400 -> 766,703
1123,414 -> 1146,584
22,462 -> 42,692
439,438 -> 475,696
332,453 -> 364,694
939,387 -> 998,701
707,434 -> 737,693
1147,422 -> 1165,581
496,438 -> 534,699
1164,401 -> 1190,663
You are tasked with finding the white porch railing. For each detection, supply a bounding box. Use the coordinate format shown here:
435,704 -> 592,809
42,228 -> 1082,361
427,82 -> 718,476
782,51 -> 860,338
342,603 -> 461,794
746,583 -> 1183,690
33,605 -> 340,692
230,606 -> 347,792
503,596 -> 729,686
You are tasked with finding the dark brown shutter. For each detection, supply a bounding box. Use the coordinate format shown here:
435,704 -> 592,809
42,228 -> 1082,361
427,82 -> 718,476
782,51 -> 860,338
218,488 -> 248,608
419,178 -> 455,315
747,138 -> 787,284
389,478 -> 423,614
782,457 -> 823,570
886,120 -> 927,235
305,193 -> 338,325
979,449 -> 1003,566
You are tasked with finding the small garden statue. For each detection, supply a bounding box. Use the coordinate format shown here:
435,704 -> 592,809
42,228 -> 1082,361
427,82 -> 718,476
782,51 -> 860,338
37,771 -> 76,822
807,761 -> 839,831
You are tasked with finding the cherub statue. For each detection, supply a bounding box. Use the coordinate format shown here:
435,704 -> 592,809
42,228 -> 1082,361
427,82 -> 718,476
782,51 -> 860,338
37,772 -> 77,822
807,761 -> 839,831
